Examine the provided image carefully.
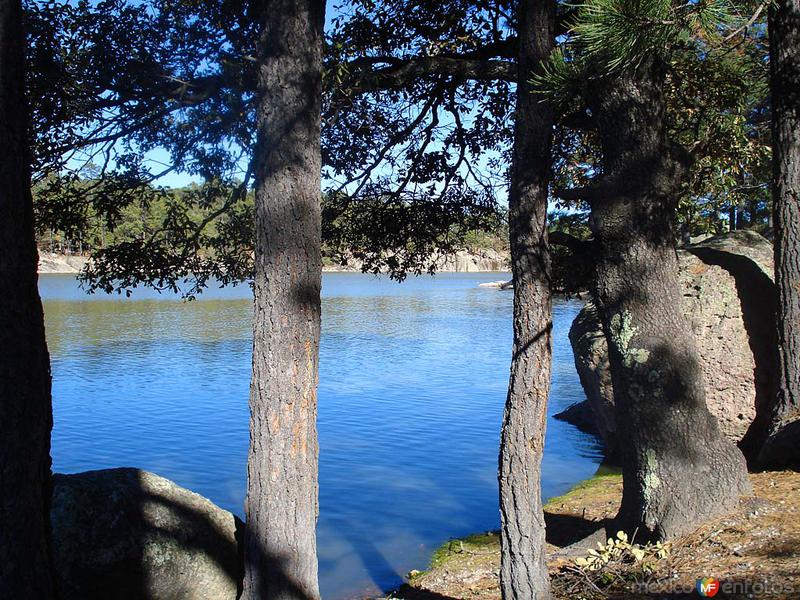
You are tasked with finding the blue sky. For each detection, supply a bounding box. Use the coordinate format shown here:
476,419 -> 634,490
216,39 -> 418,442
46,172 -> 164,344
63,0 -> 514,207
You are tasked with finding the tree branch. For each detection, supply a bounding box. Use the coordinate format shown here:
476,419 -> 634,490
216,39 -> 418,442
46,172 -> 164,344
341,51 -> 517,96
549,230 -> 591,252
553,185 -> 606,202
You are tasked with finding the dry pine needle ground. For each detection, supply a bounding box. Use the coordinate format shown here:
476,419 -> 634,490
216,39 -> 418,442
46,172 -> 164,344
383,471 -> 800,600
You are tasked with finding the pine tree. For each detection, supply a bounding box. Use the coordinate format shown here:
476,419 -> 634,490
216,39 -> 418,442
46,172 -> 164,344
242,1 -> 326,598
498,0 -> 555,596
757,0 -> 800,468
538,0 -> 754,538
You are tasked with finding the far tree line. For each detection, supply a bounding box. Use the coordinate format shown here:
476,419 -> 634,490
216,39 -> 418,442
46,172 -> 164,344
32,179 -> 510,277
1,2 -> 798,600
32,175 -> 771,265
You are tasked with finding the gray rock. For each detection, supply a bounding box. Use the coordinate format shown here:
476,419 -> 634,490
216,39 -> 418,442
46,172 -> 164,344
563,231 -> 777,459
553,396 -> 600,437
563,302 -> 617,455
478,279 -> 514,289
433,249 -> 509,272
52,468 -> 242,600
38,251 -> 89,274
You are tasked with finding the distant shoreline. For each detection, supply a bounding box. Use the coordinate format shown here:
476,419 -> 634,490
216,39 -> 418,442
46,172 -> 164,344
38,249 -> 511,275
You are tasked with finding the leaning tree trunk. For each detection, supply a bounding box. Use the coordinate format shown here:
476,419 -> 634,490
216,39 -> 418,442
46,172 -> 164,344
757,0 -> 800,469
242,1 -> 326,599
498,0 -> 555,598
0,0 -> 56,597
588,61 -> 751,540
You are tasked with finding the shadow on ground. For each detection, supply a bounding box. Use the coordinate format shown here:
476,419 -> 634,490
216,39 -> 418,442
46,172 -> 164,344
385,585 -> 460,599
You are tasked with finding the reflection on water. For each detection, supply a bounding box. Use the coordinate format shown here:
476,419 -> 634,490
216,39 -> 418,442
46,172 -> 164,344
41,272 -> 601,600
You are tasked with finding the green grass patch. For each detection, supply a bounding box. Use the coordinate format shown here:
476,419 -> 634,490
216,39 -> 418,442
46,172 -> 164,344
544,465 -> 622,508
414,531 -> 501,577
414,467 -> 623,582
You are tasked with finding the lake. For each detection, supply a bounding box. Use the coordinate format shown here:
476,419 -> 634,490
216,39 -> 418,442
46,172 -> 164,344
40,271 -> 602,600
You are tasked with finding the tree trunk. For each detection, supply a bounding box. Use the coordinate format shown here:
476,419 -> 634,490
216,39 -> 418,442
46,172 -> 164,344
757,0 -> 800,468
588,61 -> 751,540
498,1 -> 555,598
0,0 -> 56,597
242,1 -> 325,599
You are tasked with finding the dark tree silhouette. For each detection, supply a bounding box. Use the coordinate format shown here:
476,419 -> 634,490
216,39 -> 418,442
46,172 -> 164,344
0,0 -> 55,596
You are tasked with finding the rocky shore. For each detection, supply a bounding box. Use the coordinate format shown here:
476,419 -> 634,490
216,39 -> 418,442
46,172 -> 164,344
323,248 -> 510,274
38,252 -> 89,274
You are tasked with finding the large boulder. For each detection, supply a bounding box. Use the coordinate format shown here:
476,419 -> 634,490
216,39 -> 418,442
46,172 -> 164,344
559,230 -> 777,459
51,468 -> 242,600
565,302 -> 617,446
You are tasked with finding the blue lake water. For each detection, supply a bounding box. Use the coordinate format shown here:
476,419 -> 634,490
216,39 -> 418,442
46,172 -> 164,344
39,271 -> 602,600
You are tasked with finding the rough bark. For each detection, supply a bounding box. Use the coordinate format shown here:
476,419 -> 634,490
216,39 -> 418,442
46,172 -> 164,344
757,0 -> 800,468
242,2 -> 325,599
498,1 -> 555,598
588,61 -> 751,540
0,0 -> 56,596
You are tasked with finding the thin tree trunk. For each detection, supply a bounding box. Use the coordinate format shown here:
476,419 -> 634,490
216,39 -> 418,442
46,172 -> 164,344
242,1 -> 325,599
0,0 -> 56,597
589,61 -> 751,540
757,0 -> 800,468
498,0 -> 555,597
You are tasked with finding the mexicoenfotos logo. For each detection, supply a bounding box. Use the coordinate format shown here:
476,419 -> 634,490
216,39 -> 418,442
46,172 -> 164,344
697,577 -> 720,597
633,577 -> 795,596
